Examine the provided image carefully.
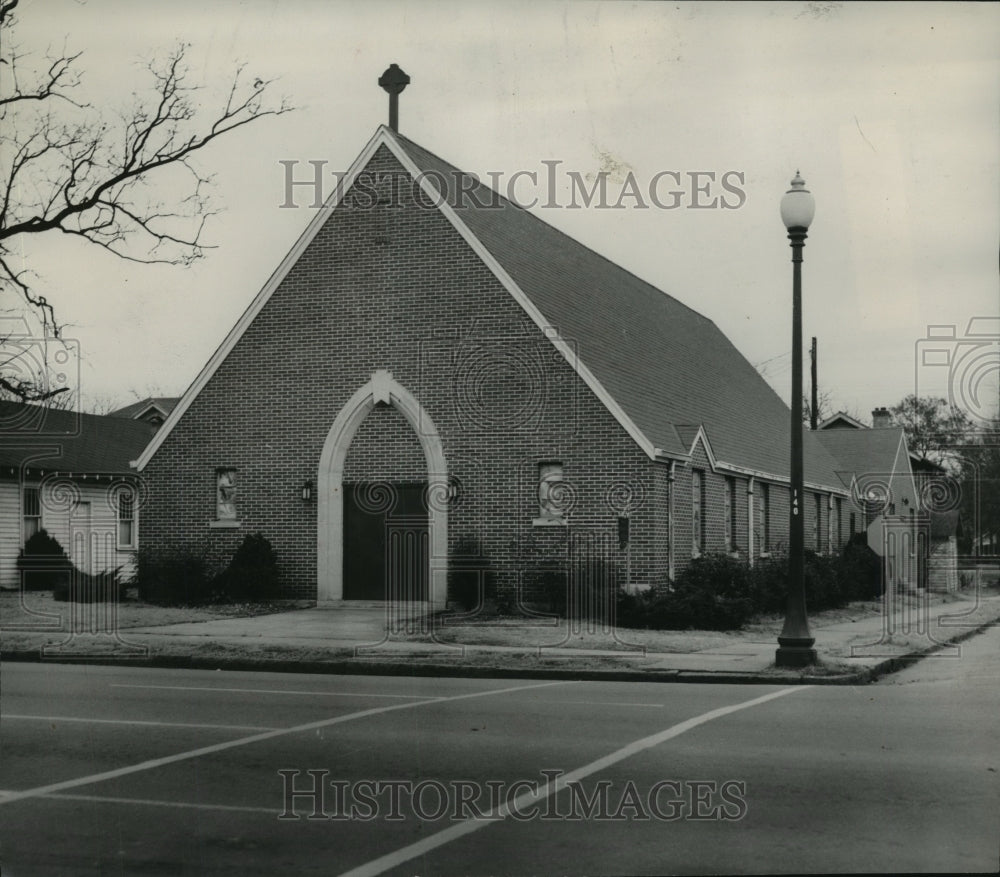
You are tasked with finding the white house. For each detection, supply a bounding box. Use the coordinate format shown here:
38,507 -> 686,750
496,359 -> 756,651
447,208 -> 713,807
0,401 -> 155,588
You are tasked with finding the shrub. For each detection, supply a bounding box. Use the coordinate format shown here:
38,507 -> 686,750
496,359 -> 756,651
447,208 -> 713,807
669,554 -> 755,630
803,550 -> 843,612
448,537 -> 495,611
749,554 -> 788,614
212,533 -> 280,601
614,543 -> 891,633
17,529 -> 72,591
53,568 -> 122,603
616,582 -> 675,630
134,547 -> 211,605
618,555 -> 755,631
838,534 -> 883,600
525,563 -> 566,614
752,549 -> 860,616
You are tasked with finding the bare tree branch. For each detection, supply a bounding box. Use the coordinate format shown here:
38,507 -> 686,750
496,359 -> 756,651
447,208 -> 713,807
0,11 -> 293,341
0,7 -> 291,403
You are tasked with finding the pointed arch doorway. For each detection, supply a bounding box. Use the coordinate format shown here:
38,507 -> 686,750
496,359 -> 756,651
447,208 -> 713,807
317,370 -> 448,608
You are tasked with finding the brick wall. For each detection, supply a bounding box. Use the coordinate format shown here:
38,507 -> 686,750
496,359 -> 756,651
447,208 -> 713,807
141,145 -> 667,600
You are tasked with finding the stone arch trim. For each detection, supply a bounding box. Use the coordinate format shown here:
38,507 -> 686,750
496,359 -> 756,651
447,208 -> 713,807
317,370 -> 448,607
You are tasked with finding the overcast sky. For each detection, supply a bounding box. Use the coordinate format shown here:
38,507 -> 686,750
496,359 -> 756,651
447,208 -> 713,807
9,0 -> 999,425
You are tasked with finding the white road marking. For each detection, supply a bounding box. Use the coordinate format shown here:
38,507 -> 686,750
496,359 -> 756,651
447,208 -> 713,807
512,699 -> 664,709
0,680 -> 573,806
110,685 -> 664,709
28,792 -> 278,815
110,684 -> 428,699
3,715 -> 280,732
339,685 -> 811,877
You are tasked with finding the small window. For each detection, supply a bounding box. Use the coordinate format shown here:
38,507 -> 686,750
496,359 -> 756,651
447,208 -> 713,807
216,468 -> 238,520
118,491 -> 136,549
538,462 -> 566,520
814,494 -> 823,551
724,477 -> 737,552
760,483 -> 771,553
23,486 -> 41,543
692,469 -> 704,557
826,496 -> 834,553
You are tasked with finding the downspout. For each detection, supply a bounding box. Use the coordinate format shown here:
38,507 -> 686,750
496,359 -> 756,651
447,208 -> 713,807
748,476 -> 755,567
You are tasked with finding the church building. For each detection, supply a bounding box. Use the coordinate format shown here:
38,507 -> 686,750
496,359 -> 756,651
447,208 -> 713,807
135,71 -> 863,609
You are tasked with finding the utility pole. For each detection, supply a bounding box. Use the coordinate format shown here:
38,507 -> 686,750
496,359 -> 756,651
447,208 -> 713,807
810,336 -> 818,430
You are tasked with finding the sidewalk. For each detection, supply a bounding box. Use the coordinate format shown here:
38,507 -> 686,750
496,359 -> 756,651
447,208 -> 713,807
3,591 -> 999,685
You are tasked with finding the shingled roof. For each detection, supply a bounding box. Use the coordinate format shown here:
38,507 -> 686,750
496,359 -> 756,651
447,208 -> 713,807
395,132 -> 846,489
0,401 -> 156,476
109,397 -> 179,421
813,427 -> 908,489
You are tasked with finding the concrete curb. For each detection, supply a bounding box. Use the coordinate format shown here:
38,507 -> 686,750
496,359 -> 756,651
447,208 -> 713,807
845,614 -> 1000,685
0,648 -> 857,685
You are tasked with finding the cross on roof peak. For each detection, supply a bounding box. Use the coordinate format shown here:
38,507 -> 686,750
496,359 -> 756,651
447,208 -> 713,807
378,64 -> 410,133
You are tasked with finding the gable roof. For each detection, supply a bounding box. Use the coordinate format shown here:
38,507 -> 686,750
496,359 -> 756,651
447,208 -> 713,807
819,411 -> 867,430
0,401 -> 156,477
136,126 -> 848,492
109,397 -> 179,421
813,427 -> 905,479
813,427 -> 918,503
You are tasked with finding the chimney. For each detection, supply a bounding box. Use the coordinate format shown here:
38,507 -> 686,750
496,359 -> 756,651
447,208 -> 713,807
871,407 -> 892,428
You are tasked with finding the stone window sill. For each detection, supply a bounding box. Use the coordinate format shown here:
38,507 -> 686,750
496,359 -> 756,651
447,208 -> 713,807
532,517 -> 568,527
208,520 -> 242,529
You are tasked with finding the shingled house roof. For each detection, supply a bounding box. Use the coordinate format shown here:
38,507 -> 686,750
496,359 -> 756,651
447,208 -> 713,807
812,427 -> 908,490
109,397 -> 179,421
395,132 -> 846,488
0,401 -> 156,477
138,127 -> 849,492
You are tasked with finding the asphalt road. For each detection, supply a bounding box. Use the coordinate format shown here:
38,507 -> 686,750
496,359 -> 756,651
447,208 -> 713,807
1,628 -> 998,876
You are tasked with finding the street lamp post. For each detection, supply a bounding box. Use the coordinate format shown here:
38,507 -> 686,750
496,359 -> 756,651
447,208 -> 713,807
776,172 -> 818,668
